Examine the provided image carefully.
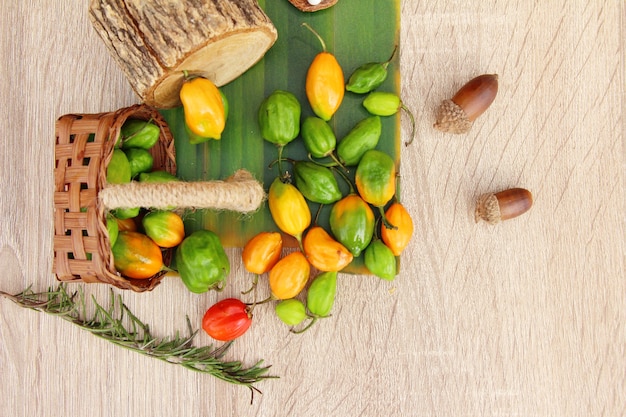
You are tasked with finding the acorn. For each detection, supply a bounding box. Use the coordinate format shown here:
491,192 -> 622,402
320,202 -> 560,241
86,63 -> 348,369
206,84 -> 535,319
434,74 -> 499,134
475,187 -> 533,224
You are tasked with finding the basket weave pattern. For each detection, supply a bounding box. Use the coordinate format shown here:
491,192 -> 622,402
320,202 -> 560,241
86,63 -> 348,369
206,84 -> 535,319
54,104 -> 176,292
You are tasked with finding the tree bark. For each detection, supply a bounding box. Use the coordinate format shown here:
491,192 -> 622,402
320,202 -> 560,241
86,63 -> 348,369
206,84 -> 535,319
89,0 -> 277,108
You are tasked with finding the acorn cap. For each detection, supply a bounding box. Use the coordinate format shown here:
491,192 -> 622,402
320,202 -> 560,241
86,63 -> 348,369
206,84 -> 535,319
475,193 -> 501,224
434,99 -> 473,134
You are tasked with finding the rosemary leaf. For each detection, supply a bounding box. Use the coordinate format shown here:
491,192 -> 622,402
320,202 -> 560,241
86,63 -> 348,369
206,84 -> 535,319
0,284 -> 277,395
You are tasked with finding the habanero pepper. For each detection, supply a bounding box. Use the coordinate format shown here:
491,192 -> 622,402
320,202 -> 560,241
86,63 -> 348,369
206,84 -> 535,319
303,226 -> 353,272
111,231 -> 163,279
301,116 -> 336,159
275,299 -> 307,326
336,116 -> 382,167
268,177 -> 311,246
380,202 -> 414,256
180,75 -> 226,141
303,23 -> 344,121
124,147 -> 154,179
106,214 -> 119,248
362,91 -> 416,146
141,210 -> 185,248
258,90 -> 301,146
293,161 -> 342,205
306,271 -> 337,318
118,119 -> 161,149
355,149 -> 397,210
175,230 -> 230,294
329,193 -> 375,258
138,170 -> 180,183
345,45 -> 397,94
364,239 -> 397,281
268,251 -> 310,300
241,231 -> 283,275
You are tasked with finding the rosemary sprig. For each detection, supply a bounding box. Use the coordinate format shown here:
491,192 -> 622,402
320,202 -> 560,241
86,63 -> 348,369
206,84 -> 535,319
0,284 -> 277,398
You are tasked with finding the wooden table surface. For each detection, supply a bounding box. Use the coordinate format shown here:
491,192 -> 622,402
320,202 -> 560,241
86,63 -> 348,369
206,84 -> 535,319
1,1 -> 624,416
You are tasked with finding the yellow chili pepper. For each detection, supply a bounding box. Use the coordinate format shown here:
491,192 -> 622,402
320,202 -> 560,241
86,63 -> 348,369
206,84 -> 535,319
268,177 -> 311,246
180,75 -> 226,140
303,23 -> 344,121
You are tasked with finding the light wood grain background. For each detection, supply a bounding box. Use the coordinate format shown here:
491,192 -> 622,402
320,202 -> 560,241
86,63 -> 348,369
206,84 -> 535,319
1,1 -> 624,416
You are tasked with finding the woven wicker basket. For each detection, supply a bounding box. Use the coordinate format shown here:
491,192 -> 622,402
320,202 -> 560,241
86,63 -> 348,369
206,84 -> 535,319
54,104 -> 176,292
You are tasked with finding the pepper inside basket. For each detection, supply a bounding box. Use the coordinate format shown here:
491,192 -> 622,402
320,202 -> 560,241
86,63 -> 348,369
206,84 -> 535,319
53,104 -> 176,292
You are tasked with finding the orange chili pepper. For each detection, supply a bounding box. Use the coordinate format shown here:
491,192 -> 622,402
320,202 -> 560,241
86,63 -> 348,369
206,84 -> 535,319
303,226 -> 353,272
242,231 -> 283,275
268,251 -> 310,300
380,202 -> 414,256
303,23 -> 344,121
111,231 -> 163,279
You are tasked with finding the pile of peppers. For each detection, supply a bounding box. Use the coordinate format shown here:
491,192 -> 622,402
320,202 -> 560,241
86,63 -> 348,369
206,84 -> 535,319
170,25 -> 416,337
250,24 -> 415,333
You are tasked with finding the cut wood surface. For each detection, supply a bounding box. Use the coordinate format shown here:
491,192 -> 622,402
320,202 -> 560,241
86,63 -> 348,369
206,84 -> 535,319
0,1 -> 625,417
89,0 -> 277,108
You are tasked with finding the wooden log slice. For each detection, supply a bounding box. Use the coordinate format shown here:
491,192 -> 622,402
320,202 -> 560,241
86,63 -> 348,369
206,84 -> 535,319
89,0 -> 278,108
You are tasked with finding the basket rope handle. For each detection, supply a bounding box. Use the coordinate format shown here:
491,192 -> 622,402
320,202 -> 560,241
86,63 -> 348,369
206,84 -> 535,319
99,169 -> 265,213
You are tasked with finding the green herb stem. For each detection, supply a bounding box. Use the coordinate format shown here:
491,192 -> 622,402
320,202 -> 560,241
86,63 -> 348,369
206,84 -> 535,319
0,284 -> 277,400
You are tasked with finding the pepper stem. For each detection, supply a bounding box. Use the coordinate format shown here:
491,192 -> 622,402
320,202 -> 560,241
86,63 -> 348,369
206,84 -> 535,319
276,145 -> 287,180
291,317 -> 318,334
302,23 -> 327,53
333,166 -> 356,194
378,205 -> 398,230
241,274 -> 259,295
382,44 -> 398,69
329,152 -> 348,172
306,152 -> 347,172
401,103 -> 417,147
313,203 -> 325,226
245,295 -> 275,308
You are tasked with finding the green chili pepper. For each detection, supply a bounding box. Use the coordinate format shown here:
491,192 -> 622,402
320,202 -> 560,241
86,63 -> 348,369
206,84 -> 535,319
363,91 -> 402,116
176,230 -> 230,294
119,119 -> 160,150
329,194 -> 375,257
293,161 -> 342,204
106,214 -> 119,248
336,116 -> 382,166
307,271 -> 337,318
345,46 -> 396,94
124,147 -> 154,178
364,240 -> 397,281
275,299 -> 307,326
362,91 -> 416,146
138,170 -> 179,183
111,207 -> 140,220
106,149 -> 131,184
301,116 -> 337,158
258,90 -> 301,146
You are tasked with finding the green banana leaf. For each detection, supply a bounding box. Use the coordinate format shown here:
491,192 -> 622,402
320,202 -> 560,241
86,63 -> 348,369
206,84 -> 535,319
160,0 -> 401,272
